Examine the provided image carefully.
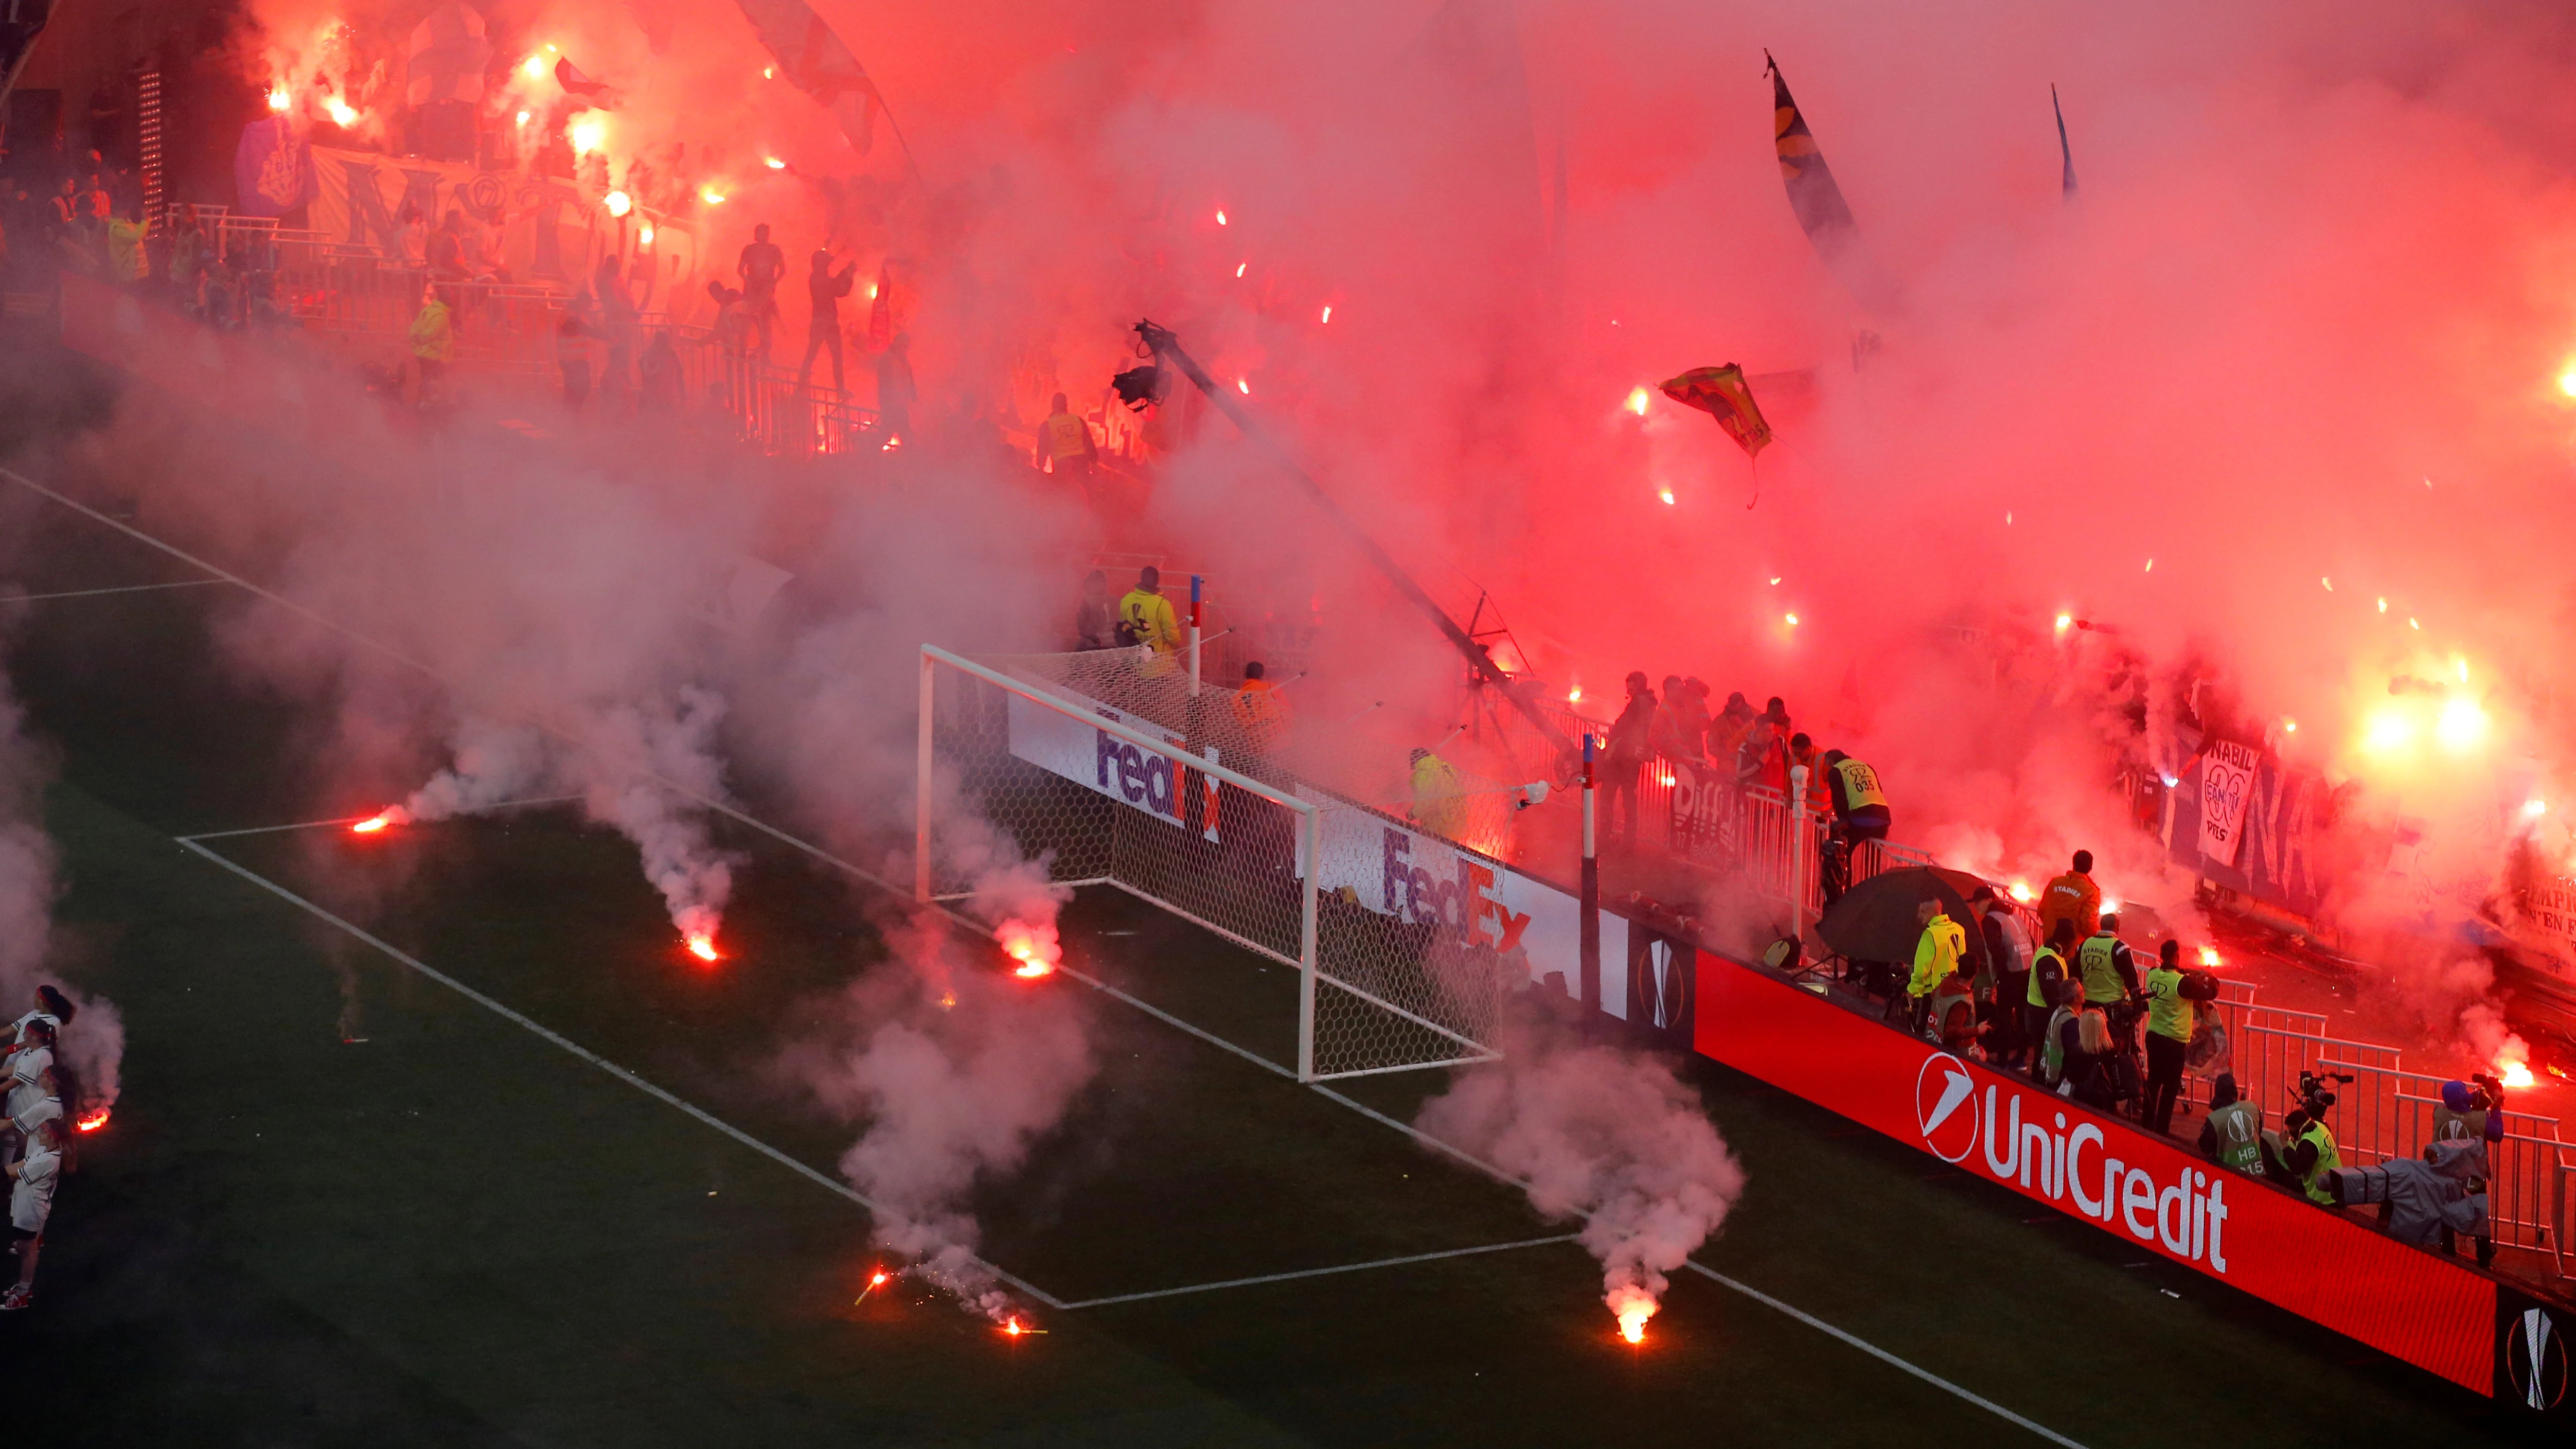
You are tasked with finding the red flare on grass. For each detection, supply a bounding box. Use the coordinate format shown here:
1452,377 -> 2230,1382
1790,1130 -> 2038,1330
1609,1286 -> 1657,1346
686,933 -> 720,963
351,807 -> 405,834
75,1107 -> 109,1133
997,920 -> 1058,979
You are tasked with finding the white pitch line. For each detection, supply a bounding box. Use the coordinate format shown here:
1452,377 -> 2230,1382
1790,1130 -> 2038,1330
175,836 -> 1070,1312
1054,1234 -> 1581,1310
3,578 -> 228,603
1312,1087 -> 2090,1449
178,795 -> 587,842
28,466 -> 2090,1438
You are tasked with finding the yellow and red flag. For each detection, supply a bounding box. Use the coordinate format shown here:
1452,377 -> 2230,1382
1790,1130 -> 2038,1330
1766,52 -> 1857,258
1661,365 -> 1772,460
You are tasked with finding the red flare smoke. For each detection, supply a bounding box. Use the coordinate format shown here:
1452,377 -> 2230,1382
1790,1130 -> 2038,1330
351,806 -> 405,834
75,1107 -> 109,1133
997,919 -> 1057,979
686,933 -> 720,963
1608,1285 -> 1657,1346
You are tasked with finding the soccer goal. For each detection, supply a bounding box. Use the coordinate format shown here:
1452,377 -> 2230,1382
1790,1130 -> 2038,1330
917,644 -> 1511,1082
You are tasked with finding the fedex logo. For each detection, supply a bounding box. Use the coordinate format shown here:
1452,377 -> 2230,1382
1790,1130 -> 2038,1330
1381,828 -> 1532,951
1916,1054 -> 2237,1273
1096,727 -> 1183,822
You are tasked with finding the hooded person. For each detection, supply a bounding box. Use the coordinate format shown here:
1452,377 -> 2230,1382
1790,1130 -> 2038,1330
2197,1072 -> 2267,1179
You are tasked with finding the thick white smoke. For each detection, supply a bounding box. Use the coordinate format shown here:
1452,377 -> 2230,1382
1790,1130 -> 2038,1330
566,685 -> 741,950
783,898 -> 1092,1319
0,661 -> 124,1115
386,715 -> 552,824
1416,1010 -> 1746,1341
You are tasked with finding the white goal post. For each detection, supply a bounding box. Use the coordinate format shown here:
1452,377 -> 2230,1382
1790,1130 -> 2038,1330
917,644 -> 1511,1082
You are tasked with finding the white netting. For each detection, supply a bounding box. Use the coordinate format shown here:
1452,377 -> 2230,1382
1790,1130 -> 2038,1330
922,647 -> 1511,1080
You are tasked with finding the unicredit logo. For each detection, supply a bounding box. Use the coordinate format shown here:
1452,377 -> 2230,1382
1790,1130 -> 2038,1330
1915,1053 -> 1978,1163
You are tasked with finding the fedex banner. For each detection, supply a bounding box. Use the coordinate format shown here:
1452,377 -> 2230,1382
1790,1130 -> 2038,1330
1305,799 -> 1629,1015
1006,693 -> 1214,838
1691,959 -> 2498,1392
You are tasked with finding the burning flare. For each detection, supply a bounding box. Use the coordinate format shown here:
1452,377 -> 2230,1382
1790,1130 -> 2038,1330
2499,1060 -> 2536,1089
325,98 -> 359,127
605,190 -> 632,217
997,918 -> 1059,979
1609,1284 -> 1657,1345
686,932 -> 720,963
265,84 -> 291,112
351,806 -> 408,834
2199,945 -> 2223,968
74,1107 -> 109,1133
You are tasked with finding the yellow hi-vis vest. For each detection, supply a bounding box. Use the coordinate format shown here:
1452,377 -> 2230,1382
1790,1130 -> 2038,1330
1909,914 -> 1965,998
1832,757 -> 1890,814
1117,589 -> 1181,653
2143,965 -> 2193,1041
2077,932 -> 2126,1004
2296,1121 -> 2341,1205
2028,946 -> 2066,1007
1042,411 -> 1091,459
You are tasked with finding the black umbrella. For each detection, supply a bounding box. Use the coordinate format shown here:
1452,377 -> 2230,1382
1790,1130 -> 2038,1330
1816,865 -> 1993,968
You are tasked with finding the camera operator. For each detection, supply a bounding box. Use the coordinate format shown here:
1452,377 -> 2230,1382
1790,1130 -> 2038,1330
2279,1071 -> 2352,1206
2433,1074 -> 2507,1191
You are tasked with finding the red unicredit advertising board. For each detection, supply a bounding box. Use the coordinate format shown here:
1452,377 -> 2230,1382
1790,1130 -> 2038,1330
1691,957 -> 2498,1392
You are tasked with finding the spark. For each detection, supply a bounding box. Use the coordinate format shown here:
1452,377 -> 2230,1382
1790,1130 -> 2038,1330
266,84 -> 291,112
762,66 -> 775,79
1624,386 -> 1651,416
765,156 -> 786,169
2004,510 -> 2013,524
74,1107 -> 109,1133
2408,617 -> 2421,630
1001,1317 -> 1047,1336
2054,613 -> 2073,633
686,933 -> 720,962
1320,305 -> 1332,323
2281,718 -> 2297,734
2500,1061 -> 2536,1089
603,190 -> 632,217
1215,209 -> 1228,225
2199,946 -> 2223,968
2377,597 -> 2388,613
2454,657 -> 2469,684
700,187 -> 726,205
1768,577 -> 1782,586
1658,488 -> 1676,505
2321,577 -> 2333,591
2143,558 -> 2154,572
1784,612 -> 1799,626
1236,378 -> 1250,395
325,98 -> 359,127
1234,261 -> 1246,278
522,54 -> 546,79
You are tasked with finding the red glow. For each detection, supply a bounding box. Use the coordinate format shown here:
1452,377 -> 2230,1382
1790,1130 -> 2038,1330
75,1107 -> 109,1133
2500,1061 -> 2536,1089
686,933 -> 720,962
351,808 -> 402,834
1005,1317 -> 1024,1336
997,918 -> 1059,979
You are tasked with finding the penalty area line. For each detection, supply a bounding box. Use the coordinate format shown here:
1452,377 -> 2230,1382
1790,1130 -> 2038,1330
3,578 -> 230,603
1053,1234 -> 1580,1311
1312,1087 -> 2091,1449
173,836 -> 1073,1313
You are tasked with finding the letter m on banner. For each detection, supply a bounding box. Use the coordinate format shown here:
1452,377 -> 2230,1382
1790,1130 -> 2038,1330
332,157 -> 445,253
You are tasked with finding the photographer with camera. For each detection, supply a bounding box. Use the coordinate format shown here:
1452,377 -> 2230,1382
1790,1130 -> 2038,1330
2278,1070 -> 2354,1206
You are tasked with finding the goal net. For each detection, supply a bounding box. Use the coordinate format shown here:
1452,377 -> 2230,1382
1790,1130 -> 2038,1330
918,644 -> 1519,1081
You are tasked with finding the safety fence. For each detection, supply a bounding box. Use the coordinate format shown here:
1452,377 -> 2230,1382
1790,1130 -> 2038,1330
187,217 -> 883,453
1469,685 -> 2576,1276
